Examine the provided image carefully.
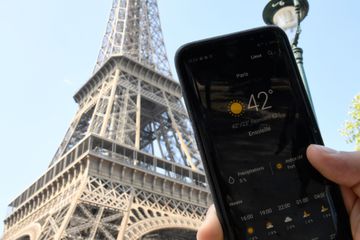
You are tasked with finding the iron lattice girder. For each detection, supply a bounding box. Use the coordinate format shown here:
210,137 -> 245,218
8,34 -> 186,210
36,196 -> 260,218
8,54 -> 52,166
4,60 -> 205,239
4,155 -> 209,239
51,56 -> 201,171
76,56 -> 181,105
94,0 -> 172,77
3,0 -> 209,239
4,135 -> 210,239
7,135 -> 208,215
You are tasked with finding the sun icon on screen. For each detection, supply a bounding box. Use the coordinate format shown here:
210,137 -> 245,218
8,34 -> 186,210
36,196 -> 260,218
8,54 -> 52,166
227,100 -> 245,117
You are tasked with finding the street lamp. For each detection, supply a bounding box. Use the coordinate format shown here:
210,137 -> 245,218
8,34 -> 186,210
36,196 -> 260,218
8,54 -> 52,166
263,0 -> 314,107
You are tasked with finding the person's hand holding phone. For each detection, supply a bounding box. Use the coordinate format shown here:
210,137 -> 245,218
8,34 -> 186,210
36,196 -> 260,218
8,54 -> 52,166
197,145 -> 360,240
176,27 -> 351,238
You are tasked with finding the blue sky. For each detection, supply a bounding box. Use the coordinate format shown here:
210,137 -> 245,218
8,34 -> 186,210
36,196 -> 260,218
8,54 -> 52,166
1,0 -> 360,234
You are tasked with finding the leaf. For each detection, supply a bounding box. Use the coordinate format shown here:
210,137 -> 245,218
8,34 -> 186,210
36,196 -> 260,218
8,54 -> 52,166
341,93 -> 360,149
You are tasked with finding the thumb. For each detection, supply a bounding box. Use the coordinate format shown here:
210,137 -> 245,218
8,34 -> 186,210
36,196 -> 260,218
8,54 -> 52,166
197,205 -> 223,240
306,144 -> 360,188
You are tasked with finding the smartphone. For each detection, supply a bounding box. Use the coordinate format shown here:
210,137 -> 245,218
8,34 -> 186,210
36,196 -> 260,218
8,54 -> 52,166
175,26 -> 351,240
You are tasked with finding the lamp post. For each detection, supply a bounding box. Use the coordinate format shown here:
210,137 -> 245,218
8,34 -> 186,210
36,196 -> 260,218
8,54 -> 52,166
263,0 -> 314,107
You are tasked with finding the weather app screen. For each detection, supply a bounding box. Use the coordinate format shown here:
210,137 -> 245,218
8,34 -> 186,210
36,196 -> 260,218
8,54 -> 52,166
186,34 -> 337,239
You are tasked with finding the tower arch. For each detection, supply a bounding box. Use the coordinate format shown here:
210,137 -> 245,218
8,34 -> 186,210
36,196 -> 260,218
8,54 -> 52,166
124,216 -> 201,240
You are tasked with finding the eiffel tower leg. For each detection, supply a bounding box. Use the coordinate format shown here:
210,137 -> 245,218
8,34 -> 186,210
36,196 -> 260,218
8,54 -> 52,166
59,175 -> 134,239
35,164 -> 88,240
162,91 -> 196,170
100,69 -> 120,136
89,69 -> 120,136
117,190 -> 135,240
52,169 -> 89,240
135,80 -> 141,150
88,206 -> 105,239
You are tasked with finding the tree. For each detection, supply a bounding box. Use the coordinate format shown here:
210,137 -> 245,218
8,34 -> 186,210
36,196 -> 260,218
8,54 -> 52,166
341,94 -> 360,150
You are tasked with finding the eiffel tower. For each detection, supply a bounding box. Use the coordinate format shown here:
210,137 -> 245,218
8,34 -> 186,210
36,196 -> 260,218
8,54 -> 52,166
2,0 -> 210,239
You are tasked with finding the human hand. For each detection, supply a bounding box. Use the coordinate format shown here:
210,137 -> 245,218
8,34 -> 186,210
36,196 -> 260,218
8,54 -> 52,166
307,145 -> 360,239
197,145 -> 360,240
197,204 -> 223,240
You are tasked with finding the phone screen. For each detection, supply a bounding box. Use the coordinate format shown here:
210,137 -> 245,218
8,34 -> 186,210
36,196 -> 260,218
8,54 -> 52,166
176,27 -> 350,240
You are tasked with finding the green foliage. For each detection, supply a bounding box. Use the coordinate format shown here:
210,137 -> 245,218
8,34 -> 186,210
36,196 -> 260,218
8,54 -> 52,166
341,94 -> 360,150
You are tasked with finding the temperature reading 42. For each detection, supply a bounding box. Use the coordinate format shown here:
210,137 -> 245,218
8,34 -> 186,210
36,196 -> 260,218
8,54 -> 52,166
248,89 -> 273,111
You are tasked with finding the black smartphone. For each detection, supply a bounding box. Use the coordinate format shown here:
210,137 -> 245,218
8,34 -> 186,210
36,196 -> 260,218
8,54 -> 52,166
175,26 -> 351,240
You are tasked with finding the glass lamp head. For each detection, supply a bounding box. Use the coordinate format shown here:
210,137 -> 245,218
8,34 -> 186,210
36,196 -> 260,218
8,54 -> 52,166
263,0 -> 309,42
272,5 -> 298,31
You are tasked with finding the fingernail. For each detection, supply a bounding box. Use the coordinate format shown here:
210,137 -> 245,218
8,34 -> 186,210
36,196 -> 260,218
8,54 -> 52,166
311,144 -> 338,154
